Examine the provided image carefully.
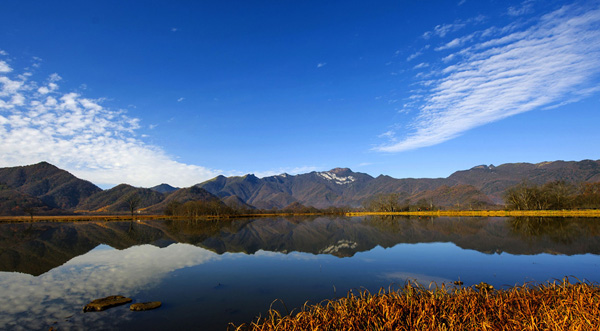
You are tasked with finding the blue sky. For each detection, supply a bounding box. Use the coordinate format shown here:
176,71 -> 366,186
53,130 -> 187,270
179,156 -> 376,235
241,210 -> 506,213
1,0 -> 599,188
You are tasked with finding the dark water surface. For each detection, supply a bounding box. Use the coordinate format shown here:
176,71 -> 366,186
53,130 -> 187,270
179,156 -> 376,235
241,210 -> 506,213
1,216 -> 599,330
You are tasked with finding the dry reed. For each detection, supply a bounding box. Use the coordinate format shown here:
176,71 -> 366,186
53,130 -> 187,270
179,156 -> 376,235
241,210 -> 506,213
233,278 -> 600,330
347,210 -> 600,218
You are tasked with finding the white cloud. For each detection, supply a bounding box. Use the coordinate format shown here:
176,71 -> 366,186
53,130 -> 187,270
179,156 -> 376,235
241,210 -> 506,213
317,62 -> 327,68
0,60 -> 11,73
177,97 -> 184,102
376,3 -> 600,153
0,61 -> 221,187
413,62 -> 429,69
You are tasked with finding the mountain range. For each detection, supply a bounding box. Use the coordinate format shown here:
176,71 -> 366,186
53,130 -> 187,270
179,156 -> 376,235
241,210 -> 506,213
0,159 -> 599,215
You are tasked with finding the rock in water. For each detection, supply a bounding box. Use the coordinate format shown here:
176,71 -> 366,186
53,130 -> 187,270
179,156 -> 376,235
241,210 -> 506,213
83,295 -> 133,312
130,301 -> 162,311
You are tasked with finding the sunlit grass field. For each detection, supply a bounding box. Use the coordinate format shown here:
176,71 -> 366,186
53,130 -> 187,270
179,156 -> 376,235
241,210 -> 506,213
347,210 -> 600,218
233,279 -> 600,330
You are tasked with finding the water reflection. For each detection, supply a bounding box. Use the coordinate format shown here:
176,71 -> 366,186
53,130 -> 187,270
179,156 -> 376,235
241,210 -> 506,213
2,216 -> 600,275
508,217 -> 600,245
0,243 -> 219,330
0,216 -> 599,330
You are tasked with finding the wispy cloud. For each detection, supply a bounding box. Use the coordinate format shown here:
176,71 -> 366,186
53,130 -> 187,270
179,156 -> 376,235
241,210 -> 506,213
376,3 -> 600,153
508,0 -> 536,17
317,62 -> 327,68
177,97 -> 184,102
423,16 -> 486,40
0,55 -> 220,187
407,51 -> 422,61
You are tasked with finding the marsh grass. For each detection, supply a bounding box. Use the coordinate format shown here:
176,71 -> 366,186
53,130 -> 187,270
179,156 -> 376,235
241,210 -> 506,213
347,210 -> 600,218
233,278 -> 600,330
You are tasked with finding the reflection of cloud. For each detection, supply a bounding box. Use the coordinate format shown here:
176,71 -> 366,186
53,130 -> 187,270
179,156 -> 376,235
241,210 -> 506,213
379,271 -> 452,286
0,243 -> 219,330
0,54 -> 220,187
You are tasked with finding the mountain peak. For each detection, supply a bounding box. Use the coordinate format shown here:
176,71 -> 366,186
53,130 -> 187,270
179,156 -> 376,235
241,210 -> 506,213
150,183 -> 179,194
471,164 -> 495,170
329,167 -> 352,174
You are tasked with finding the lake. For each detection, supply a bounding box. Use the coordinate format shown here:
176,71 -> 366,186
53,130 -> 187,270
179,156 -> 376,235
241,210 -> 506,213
1,216 -> 599,330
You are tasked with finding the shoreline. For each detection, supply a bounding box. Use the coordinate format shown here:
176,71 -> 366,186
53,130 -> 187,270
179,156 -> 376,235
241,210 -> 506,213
1,209 -> 600,222
346,209 -> 600,217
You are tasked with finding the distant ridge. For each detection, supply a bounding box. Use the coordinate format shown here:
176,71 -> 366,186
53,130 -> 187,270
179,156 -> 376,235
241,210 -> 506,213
0,159 -> 599,215
196,159 -> 600,208
150,183 -> 179,194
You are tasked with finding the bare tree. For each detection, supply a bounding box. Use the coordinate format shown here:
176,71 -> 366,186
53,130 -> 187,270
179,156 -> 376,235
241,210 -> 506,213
125,193 -> 141,219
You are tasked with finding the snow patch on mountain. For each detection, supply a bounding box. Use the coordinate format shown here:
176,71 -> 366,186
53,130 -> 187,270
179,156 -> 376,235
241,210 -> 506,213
320,240 -> 358,254
317,171 -> 356,185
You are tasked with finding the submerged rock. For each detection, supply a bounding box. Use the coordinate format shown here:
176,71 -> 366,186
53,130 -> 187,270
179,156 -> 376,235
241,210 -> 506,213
83,295 -> 133,312
130,301 -> 162,311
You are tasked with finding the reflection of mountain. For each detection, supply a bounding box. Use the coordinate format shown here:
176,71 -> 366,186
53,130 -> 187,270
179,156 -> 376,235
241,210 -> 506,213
1,216 -> 599,275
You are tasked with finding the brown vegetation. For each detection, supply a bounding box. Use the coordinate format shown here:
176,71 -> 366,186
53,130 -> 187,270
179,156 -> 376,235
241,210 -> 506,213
347,210 -> 600,217
505,180 -> 600,210
233,278 -> 600,330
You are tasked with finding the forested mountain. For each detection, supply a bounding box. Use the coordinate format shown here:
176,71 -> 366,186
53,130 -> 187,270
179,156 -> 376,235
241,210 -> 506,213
0,162 -> 218,215
150,183 -> 179,194
0,159 -> 599,215
196,160 -> 600,209
0,162 -> 101,212
76,184 -> 165,213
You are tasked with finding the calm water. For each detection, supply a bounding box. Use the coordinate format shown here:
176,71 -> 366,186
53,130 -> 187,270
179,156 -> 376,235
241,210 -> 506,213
1,216 -> 599,330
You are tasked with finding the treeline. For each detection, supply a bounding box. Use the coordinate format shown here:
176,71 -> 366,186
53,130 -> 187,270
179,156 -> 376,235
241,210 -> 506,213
362,193 -> 436,212
164,199 -> 349,218
504,181 -> 600,210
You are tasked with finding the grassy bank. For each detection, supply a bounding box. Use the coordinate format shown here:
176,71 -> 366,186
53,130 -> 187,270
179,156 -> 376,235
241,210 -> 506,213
0,214 -> 170,223
347,209 -> 600,218
233,279 -> 600,330
0,212 -> 326,223
2,209 -> 599,222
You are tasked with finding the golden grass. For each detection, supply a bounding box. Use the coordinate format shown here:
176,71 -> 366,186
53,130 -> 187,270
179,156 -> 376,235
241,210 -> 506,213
233,279 -> 600,331
347,209 -> 600,218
